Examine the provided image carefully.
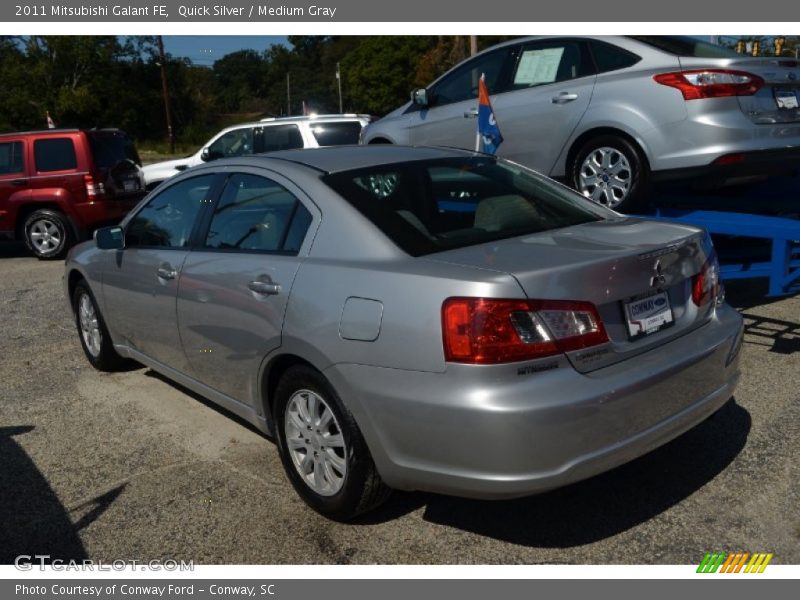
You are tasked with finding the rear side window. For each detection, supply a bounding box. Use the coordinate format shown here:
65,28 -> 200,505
511,41 -> 593,88
309,122 -> 363,146
629,36 -> 741,58
258,125 -> 304,153
589,41 -> 641,73
126,174 -> 215,248
34,138 -> 77,172
204,173 -> 311,254
88,133 -> 141,168
323,157 -> 608,257
0,141 -> 24,174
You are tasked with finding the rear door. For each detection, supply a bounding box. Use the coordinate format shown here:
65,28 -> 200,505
176,170 -> 317,406
495,38 -> 597,173
102,173 -> 218,372
0,139 -> 29,235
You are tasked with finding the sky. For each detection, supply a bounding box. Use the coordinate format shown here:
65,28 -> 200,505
161,36 -> 289,66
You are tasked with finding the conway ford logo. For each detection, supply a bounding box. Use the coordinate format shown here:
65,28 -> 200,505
654,297 -> 667,307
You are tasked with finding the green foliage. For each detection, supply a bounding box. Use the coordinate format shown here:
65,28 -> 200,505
0,35 -> 521,143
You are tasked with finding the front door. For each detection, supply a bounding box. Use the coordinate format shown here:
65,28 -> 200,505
176,170 -> 317,406
102,173 -> 217,372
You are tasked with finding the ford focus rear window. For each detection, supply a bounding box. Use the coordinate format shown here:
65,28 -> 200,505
629,36 -> 741,59
323,158 -> 610,257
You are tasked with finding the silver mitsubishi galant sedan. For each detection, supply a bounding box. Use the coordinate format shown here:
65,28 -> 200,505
65,146 -> 743,520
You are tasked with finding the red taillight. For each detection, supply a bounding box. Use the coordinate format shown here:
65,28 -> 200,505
654,69 -> 764,100
442,297 -> 608,365
692,254 -> 721,307
84,174 -> 105,198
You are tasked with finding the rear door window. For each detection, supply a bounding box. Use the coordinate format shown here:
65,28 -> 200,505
511,40 -> 594,89
0,141 -> 24,175
257,125 -> 305,153
204,173 -> 311,254
309,121 -> 363,146
34,138 -> 77,172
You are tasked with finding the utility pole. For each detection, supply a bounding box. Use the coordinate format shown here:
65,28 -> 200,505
470,35 -> 478,56
156,35 -> 175,153
336,62 -> 343,113
286,72 -> 291,116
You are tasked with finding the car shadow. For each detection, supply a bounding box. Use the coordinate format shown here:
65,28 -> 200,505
142,369 -> 271,438
359,399 -> 750,547
0,426 -> 124,564
0,241 -> 31,259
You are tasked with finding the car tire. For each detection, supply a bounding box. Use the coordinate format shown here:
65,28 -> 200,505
23,209 -> 73,260
571,135 -> 650,213
72,280 -> 127,372
274,365 -> 391,520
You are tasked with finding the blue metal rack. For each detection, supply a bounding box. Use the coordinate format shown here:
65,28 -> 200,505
650,208 -> 800,297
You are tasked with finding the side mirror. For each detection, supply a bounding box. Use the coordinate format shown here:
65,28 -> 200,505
95,226 -> 124,251
200,147 -> 211,162
411,88 -> 429,107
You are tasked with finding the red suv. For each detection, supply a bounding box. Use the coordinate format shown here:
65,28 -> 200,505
0,128 -> 146,258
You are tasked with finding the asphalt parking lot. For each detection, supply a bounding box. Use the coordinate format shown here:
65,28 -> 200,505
1,179 -> 799,565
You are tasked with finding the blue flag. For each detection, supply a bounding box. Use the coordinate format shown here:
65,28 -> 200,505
477,74 -> 503,154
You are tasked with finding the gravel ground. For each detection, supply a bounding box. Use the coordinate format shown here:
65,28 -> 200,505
1,234 -> 798,565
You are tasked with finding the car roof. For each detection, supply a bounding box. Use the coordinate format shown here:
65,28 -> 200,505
215,114 -> 370,137
260,145 -> 480,174
0,127 -> 126,138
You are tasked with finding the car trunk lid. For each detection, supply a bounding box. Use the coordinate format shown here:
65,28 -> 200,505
425,217 -> 715,372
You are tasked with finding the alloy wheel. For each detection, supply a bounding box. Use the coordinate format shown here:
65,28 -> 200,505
284,389 -> 347,496
578,146 -> 632,209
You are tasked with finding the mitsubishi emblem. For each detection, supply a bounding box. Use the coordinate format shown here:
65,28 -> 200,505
651,260 -> 666,288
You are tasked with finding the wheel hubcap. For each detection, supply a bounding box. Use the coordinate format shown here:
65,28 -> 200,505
578,147 -> 632,209
78,293 -> 102,357
284,389 -> 347,496
29,219 -> 62,254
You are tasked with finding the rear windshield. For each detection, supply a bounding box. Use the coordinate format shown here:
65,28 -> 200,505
87,132 -> 141,168
322,157 -> 609,257
309,121 -> 363,146
630,36 -> 741,59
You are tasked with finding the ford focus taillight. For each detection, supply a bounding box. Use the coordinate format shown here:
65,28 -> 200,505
654,69 -> 764,100
442,297 -> 608,364
692,253 -> 721,307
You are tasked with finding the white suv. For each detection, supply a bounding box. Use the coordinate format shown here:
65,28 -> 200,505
143,114 -> 371,190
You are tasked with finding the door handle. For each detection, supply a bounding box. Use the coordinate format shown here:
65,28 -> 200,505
552,92 -> 579,104
10,179 -> 27,186
463,109 -> 478,118
157,265 -> 178,280
248,280 -> 281,296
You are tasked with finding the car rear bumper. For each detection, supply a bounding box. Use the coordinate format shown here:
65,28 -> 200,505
324,303 -> 743,499
653,146 -> 800,183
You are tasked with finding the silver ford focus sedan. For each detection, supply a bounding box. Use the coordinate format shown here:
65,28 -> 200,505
65,146 -> 743,520
362,35 -> 800,212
